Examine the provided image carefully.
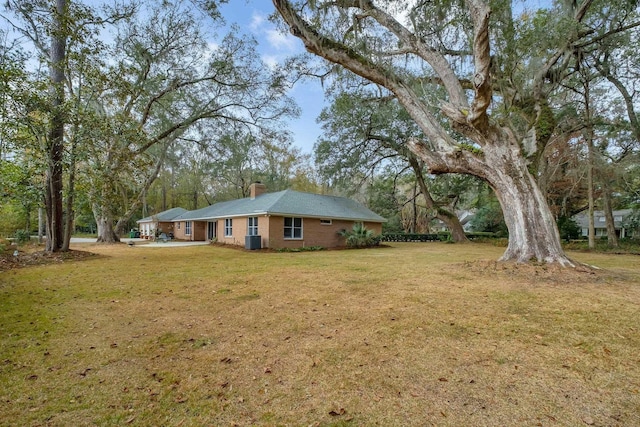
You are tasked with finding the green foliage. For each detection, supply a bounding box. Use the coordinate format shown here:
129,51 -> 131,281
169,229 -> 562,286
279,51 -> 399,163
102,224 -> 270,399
381,233 -> 442,242
339,223 -> 380,248
13,229 -> 31,244
557,216 -> 581,242
381,231 -> 499,242
0,202 -> 30,238
623,210 -> 640,238
469,198 -> 508,236
276,246 -> 324,252
367,175 -> 405,233
458,143 -> 483,156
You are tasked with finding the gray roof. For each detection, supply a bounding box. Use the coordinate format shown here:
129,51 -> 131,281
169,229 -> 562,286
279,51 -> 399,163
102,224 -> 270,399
572,209 -> 632,229
173,190 -> 386,222
137,207 -> 188,224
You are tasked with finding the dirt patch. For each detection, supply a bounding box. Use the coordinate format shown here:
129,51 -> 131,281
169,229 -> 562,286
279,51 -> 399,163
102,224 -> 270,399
460,259 -> 613,285
0,249 -> 99,272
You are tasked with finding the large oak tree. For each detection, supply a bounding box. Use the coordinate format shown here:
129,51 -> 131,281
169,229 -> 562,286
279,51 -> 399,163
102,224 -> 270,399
273,0 -> 639,265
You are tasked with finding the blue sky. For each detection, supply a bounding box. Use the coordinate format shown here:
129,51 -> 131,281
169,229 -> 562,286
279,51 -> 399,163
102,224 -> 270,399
219,1 -> 326,155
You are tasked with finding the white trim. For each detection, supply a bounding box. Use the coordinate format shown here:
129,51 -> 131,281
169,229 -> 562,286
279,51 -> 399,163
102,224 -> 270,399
247,217 -> 258,236
284,217 -> 303,240
175,212 -> 384,223
224,218 -> 233,237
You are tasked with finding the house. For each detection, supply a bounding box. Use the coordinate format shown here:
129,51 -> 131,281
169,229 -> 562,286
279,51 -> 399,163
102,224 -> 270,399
136,207 -> 187,239
572,209 -> 634,239
169,183 -> 385,249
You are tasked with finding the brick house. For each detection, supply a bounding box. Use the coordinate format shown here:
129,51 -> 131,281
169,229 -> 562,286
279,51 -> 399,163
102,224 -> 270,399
168,183 -> 385,249
136,207 -> 187,239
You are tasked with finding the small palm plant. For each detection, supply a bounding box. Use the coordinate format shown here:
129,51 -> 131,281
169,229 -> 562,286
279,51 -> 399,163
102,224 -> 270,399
339,222 -> 379,248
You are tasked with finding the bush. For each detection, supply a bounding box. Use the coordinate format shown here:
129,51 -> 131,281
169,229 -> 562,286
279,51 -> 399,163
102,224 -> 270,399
381,231 -> 500,242
339,223 -> 380,248
276,246 -> 325,253
469,200 -> 508,235
13,229 -> 31,244
557,216 -> 581,242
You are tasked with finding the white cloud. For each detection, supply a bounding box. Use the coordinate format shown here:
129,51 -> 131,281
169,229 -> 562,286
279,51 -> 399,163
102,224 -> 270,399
266,28 -> 298,52
250,12 -> 266,32
262,54 -> 279,70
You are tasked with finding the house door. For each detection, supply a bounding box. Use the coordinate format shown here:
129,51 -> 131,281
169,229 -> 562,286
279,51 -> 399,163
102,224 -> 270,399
207,221 -> 217,241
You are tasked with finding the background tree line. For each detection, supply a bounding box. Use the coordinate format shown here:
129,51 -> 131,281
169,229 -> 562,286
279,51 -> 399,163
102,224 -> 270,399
1,0 -> 639,260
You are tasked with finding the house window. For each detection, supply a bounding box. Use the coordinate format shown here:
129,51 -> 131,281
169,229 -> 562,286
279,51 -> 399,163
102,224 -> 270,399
225,218 -> 233,237
284,217 -> 303,239
247,217 -> 258,236
177,222 -> 181,230
320,219 -> 332,225
598,217 -> 606,222
185,221 -> 192,235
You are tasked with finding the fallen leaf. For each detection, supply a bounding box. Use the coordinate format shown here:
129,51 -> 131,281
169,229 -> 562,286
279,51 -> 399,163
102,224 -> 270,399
329,408 -> 346,416
438,377 -> 448,382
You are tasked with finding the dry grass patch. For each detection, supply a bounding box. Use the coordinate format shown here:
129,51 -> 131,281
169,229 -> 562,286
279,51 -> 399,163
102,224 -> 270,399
1,242 -> 639,426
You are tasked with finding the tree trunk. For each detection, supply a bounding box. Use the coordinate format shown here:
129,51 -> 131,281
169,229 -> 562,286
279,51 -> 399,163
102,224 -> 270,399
411,137 -> 574,265
93,183 -> 120,243
485,146 -> 572,265
602,189 -> 619,248
409,157 -> 469,243
24,203 -> 31,233
62,136 -> 77,251
44,0 -> 67,252
38,207 -> 44,243
96,217 -> 120,242
411,182 -> 417,233
586,133 -> 597,249
95,208 -> 120,243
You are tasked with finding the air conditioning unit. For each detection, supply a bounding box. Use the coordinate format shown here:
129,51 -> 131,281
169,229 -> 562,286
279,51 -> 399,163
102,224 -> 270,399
245,235 -> 262,250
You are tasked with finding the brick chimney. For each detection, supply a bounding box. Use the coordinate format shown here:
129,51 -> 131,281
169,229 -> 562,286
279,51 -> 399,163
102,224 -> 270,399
250,182 -> 267,199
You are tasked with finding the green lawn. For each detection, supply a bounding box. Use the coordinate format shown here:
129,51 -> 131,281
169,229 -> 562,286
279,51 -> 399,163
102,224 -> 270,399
1,242 -> 639,426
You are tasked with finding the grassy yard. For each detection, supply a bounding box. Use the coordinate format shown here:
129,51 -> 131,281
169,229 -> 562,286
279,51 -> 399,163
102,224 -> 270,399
1,242 -> 639,426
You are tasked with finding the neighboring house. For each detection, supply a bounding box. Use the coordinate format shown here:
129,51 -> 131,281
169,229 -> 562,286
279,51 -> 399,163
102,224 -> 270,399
170,182 -> 386,249
572,209 -> 634,238
420,210 -> 475,233
136,207 -> 187,239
